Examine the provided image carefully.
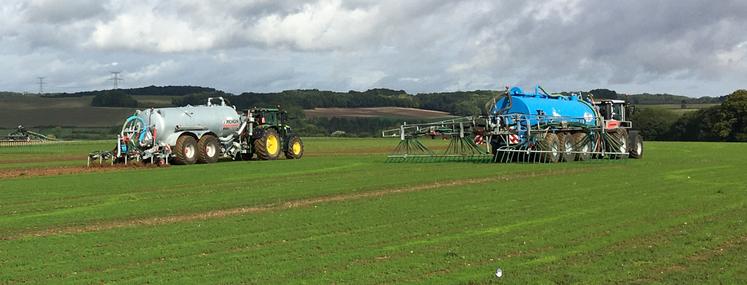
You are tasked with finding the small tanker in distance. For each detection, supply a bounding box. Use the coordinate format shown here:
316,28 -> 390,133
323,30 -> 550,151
88,97 -> 304,166
383,85 -> 643,163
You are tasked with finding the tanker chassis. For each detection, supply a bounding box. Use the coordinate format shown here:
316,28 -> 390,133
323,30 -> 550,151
88,97 -> 304,166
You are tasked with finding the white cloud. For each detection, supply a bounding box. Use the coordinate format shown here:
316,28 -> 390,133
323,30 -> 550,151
251,0 -> 380,50
89,5 -> 223,52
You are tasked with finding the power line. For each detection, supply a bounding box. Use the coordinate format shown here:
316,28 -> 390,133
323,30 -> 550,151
37,77 -> 45,94
110,71 -> 123,89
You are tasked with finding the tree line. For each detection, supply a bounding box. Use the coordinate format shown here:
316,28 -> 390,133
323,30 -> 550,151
20,85 -> 744,140
637,90 -> 747,142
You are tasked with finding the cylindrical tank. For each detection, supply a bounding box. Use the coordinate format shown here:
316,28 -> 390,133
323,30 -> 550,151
133,104 -> 242,147
493,87 -> 597,127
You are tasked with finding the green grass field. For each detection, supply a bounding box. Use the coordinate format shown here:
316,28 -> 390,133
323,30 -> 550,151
0,138 -> 745,284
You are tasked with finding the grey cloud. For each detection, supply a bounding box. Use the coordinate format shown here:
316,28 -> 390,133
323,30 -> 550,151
0,0 -> 745,96
23,0 -> 106,24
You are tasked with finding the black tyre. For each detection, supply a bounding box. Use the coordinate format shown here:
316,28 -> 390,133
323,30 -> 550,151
254,128 -> 281,160
572,132 -> 592,161
172,135 -> 198,165
609,129 -> 628,159
490,137 -> 508,163
556,132 -> 574,162
284,134 -> 304,159
629,133 -> 644,159
196,135 -> 220,164
237,152 -> 253,161
537,133 -> 560,163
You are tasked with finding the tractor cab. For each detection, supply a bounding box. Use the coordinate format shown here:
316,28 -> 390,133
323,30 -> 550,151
250,107 -> 288,126
594,99 -> 627,121
593,99 -> 633,129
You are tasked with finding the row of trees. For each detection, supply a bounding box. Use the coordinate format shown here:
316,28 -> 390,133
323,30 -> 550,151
70,85 -> 746,140
631,90 -> 747,141
90,91 -> 138,107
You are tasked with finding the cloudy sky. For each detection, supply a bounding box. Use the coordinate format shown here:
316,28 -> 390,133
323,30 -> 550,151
1,0 -> 745,96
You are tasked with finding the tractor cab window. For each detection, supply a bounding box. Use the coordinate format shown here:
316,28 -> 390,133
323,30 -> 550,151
611,103 -> 625,121
598,103 -> 612,120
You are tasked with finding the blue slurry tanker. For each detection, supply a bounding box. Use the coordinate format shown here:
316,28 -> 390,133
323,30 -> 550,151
384,85 -> 644,163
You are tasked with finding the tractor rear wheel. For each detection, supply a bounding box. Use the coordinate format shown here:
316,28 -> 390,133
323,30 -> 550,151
629,133 -> 644,159
172,135 -> 198,165
254,129 -> 281,160
537,133 -> 560,163
557,132 -> 574,162
572,132 -> 592,161
284,134 -> 304,159
196,135 -> 220,164
609,129 -> 628,159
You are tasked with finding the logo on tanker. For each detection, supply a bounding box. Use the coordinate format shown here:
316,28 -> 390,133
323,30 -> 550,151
223,118 -> 240,129
583,112 -> 593,123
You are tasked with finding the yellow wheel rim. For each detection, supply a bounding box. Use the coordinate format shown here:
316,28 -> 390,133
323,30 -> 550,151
292,141 -> 302,155
266,135 -> 279,154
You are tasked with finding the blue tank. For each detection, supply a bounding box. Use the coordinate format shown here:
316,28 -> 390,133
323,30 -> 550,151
493,86 -> 597,128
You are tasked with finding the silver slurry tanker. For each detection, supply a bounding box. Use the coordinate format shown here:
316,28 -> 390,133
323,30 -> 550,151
88,97 -> 305,166
136,97 -> 242,147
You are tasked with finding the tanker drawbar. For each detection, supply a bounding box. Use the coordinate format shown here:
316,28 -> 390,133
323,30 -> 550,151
382,85 -> 644,163
88,97 -> 305,166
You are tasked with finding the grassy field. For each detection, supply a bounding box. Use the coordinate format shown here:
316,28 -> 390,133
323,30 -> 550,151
638,104 -> 718,115
0,138 -> 745,284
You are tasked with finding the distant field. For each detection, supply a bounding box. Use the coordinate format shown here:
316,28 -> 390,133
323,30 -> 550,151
639,103 -> 717,115
0,138 -> 745,284
305,107 -> 453,119
0,95 -> 135,128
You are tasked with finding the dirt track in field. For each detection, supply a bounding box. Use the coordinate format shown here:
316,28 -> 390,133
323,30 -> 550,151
0,154 -> 84,165
0,164 -> 163,179
4,167 -> 601,240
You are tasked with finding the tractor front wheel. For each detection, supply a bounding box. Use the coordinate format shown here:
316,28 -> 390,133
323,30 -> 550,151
284,134 -> 304,159
629,133 -> 644,159
172,135 -> 198,165
254,129 -> 281,160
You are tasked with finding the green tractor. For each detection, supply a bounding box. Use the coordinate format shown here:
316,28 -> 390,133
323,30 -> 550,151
243,107 -> 304,161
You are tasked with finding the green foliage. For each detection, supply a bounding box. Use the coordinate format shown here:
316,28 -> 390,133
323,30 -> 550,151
46,85 -> 220,98
668,90 -> 747,141
307,117 -> 404,137
90,90 -> 138,107
170,91 -> 228,106
629,107 -> 680,140
589,88 -> 619,100
416,90 -> 499,115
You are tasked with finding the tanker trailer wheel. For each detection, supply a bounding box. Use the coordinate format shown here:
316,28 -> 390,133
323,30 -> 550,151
556,133 -> 574,162
254,129 -> 281,160
196,135 -> 220,164
572,132 -> 592,161
173,135 -> 198,165
629,133 -> 644,159
537,133 -> 560,163
284,134 -> 304,159
609,129 -> 628,159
